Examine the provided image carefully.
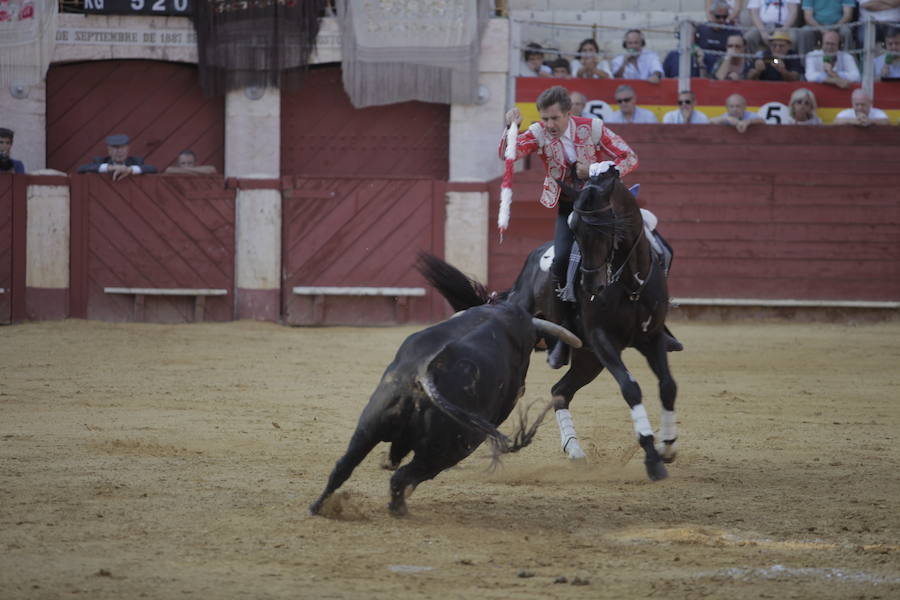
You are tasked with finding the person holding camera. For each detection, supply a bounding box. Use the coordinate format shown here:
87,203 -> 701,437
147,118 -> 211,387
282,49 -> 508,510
805,29 -> 860,88
748,29 -> 804,81
0,128 -> 25,174
874,28 -> 900,81
611,30 -> 663,83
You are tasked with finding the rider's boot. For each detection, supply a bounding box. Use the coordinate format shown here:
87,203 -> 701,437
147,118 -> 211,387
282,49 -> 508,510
664,325 -> 683,352
547,275 -> 573,369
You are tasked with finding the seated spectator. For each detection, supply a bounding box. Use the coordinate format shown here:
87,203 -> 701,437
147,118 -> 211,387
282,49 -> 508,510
663,90 -> 711,124
570,91 -> 588,117
805,29 -> 860,88
745,0 -> 800,53
711,93 -> 764,132
833,88 -> 892,126
662,44 -> 708,79
875,27 -> 900,81
695,0 -> 743,72
706,0 -> 746,25
747,29 -> 804,81
606,84 -> 659,124
713,34 -> 754,80
0,127 -> 25,173
520,42 -> 552,77
77,134 -> 157,181
549,58 -> 572,78
164,150 -> 217,174
787,88 -> 824,124
857,0 -> 900,48
611,30 -> 663,83
797,0 -> 855,56
570,38 -> 611,79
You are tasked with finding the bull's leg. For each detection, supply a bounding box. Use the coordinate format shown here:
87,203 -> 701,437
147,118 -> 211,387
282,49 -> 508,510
382,437 -> 412,471
550,349 -> 603,460
637,333 -> 678,464
309,427 -> 380,515
589,330 -> 668,481
388,451 -> 461,517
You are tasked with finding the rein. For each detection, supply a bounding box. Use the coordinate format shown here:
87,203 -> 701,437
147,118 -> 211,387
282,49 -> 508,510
580,219 -> 651,303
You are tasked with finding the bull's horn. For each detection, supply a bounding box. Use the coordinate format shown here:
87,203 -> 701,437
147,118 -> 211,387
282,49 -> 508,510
532,318 -> 583,348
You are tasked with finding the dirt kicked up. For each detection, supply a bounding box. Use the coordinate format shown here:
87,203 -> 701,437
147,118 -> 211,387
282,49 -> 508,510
1,319 -> 899,599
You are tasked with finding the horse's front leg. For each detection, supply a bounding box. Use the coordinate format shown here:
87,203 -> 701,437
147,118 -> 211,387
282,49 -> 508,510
550,348 -> 603,460
637,334 -> 679,464
589,331 -> 668,481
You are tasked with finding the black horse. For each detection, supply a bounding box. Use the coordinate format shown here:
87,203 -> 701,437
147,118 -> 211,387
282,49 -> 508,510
507,166 -> 678,480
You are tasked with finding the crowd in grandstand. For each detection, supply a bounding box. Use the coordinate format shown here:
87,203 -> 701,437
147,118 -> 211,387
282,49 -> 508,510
517,0 -> 900,126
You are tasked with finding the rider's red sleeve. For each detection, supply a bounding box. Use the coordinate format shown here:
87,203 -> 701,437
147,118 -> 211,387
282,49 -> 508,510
498,126 -> 540,161
597,125 -> 638,177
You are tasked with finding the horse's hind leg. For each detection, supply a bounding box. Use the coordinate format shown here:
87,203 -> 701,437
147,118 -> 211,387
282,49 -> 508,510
551,349 -> 603,460
639,336 -> 679,463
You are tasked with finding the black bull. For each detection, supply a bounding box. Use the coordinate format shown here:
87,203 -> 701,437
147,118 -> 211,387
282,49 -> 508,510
309,254 -> 581,517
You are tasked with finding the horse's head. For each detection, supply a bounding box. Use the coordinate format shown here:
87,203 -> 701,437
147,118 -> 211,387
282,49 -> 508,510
567,167 -> 631,297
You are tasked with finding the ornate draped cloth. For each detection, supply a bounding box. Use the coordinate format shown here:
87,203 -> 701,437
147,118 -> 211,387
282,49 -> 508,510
192,0 -> 326,96
0,0 -> 57,89
337,0 -> 492,108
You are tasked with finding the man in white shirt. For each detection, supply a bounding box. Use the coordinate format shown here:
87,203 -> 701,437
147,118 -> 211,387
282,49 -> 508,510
711,93 -> 765,133
875,28 -> 900,81
805,30 -> 861,88
610,30 -> 664,83
606,84 -> 659,124
745,0 -> 800,52
663,90 -> 711,124
833,89 -> 892,126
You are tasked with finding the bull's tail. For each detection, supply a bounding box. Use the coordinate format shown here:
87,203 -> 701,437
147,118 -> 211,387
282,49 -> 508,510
416,372 -> 511,467
505,399 -> 554,454
416,252 -> 490,312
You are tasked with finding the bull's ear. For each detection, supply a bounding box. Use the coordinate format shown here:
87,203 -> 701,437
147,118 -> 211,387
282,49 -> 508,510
556,178 -> 578,202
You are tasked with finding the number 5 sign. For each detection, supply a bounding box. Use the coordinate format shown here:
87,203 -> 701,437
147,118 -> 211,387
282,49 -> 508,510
757,101 -> 793,125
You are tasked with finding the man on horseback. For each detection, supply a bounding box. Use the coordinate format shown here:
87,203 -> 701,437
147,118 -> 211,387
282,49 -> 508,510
500,85 -> 680,368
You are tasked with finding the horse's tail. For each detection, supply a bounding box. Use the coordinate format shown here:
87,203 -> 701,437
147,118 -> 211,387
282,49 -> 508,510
416,252 -> 490,312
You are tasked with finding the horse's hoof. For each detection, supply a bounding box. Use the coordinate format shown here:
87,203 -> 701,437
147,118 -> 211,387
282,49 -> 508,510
308,501 -> 322,516
388,502 -> 408,517
645,460 -> 669,481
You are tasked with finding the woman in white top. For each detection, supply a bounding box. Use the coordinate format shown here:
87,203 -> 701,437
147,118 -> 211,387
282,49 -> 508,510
787,88 -> 823,125
570,38 -> 612,79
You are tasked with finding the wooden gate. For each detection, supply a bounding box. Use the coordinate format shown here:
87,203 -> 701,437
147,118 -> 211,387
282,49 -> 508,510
70,175 -> 236,322
0,175 -> 15,323
46,60 -> 225,174
282,176 -> 445,325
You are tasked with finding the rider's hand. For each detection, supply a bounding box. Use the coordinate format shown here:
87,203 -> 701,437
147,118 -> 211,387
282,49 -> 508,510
505,107 -> 522,128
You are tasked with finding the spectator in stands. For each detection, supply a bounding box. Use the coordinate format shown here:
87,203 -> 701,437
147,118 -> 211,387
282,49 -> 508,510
521,42 -> 552,77
797,0 -> 855,56
747,29 -> 804,80
663,90 -> 711,124
570,38 -> 611,79
164,150 -> 217,174
833,88 -> 892,126
713,34 -> 754,80
694,0 -> 743,73
0,127 -> 25,173
875,27 -> 900,81
606,84 -> 659,123
570,91 -> 588,117
611,30 -> 664,83
745,0 -> 800,53
805,29 -> 860,88
857,0 -> 900,47
77,134 -> 157,181
711,93 -> 764,132
707,0 -> 746,24
550,58 -> 572,78
787,87 -> 824,124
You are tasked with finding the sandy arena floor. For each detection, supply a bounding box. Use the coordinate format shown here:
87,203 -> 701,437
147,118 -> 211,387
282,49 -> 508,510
1,318 -> 899,599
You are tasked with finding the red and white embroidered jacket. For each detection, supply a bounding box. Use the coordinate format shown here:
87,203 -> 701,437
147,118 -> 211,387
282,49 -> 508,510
498,116 -> 638,208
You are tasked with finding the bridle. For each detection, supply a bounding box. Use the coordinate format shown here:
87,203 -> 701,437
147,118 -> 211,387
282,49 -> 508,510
572,200 -> 651,302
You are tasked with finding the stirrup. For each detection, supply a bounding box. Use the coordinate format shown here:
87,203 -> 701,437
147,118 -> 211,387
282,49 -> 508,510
547,340 -> 570,369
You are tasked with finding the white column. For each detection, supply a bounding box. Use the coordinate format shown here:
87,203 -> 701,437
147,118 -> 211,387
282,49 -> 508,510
25,181 -> 69,319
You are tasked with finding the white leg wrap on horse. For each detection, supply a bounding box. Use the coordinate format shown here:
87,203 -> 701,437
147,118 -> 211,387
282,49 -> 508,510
630,404 -> 653,438
555,409 -> 585,459
660,409 -> 677,442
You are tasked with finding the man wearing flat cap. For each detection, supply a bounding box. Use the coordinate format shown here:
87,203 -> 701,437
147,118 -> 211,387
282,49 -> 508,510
77,134 -> 157,180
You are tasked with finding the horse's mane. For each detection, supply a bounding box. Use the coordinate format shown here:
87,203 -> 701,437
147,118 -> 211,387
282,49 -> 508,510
574,176 -> 634,246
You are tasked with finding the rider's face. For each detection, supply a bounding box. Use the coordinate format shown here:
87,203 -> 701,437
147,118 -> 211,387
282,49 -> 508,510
539,103 -> 571,139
